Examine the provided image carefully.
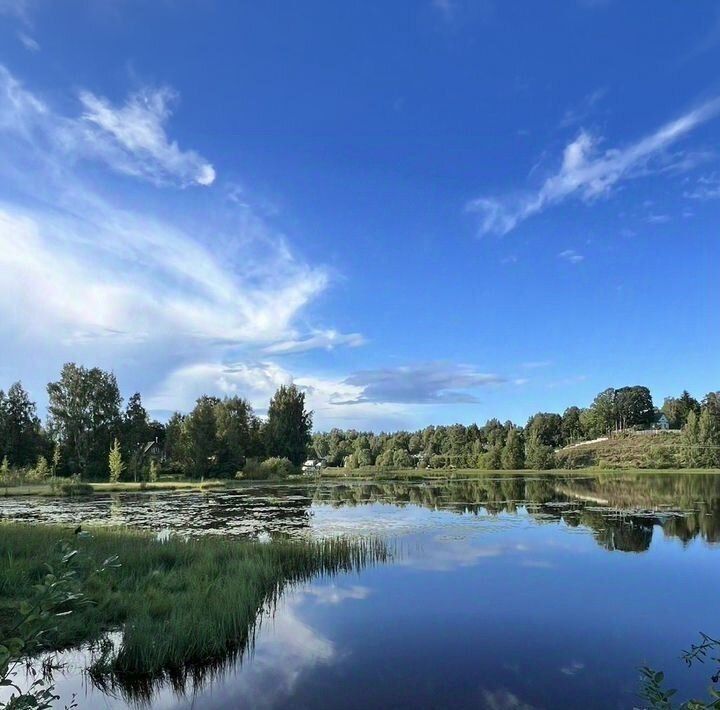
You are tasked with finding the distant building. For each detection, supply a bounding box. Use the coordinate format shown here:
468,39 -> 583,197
141,438 -> 164,464
654,413 -> 670,430
302,458 -> 325,474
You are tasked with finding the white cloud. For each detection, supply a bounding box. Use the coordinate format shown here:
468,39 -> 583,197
203,591 -> 337,710
0,65 -> 215,188
468,98 -> 720,235
144,360 -> 409,428
559,88 -> 607,128
558,249 -> 584,264
685,172 -> 720,200
0,206 -> 327,348
302,584 -> 371,605
16,31 -> 39,51
263,330 -> 366,355
77,87 -> 216,187
0,66 -> 368,423
481,688 -> 537,710
645,213 -> 670,224
559,660 -> 585,676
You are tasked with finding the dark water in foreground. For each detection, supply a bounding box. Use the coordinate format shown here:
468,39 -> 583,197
2,472 -> 720,709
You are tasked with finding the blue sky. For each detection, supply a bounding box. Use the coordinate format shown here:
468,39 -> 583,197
0,0 -> 718,430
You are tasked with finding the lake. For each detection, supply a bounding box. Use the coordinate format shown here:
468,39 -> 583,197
2,472 -> 720,709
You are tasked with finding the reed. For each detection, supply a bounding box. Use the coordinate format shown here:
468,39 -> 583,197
0,523 -> 388,688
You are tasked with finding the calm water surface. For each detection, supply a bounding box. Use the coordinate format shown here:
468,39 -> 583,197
3,472 -> 720,709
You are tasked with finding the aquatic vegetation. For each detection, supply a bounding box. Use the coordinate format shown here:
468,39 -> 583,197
640,633 -> 720,709
0,523 -> 388,692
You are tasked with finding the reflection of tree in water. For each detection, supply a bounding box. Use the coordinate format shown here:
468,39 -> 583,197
310,473 -> 720,552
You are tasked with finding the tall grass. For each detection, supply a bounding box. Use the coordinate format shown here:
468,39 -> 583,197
0,523 -> 388,693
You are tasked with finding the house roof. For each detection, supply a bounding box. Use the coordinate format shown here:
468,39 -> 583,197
143,440 -> 161,455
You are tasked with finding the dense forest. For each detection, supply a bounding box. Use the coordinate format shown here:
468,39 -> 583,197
1,364 -> 719,482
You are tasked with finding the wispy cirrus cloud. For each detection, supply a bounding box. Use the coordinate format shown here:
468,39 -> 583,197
468,98 -> 720,235
77,88 -> 216,187
558,249 -> 584,264
0,66 -> 215,188
685,172 -> 720,200
0,65 -> 364,420
559,88 -> 607,128
263,330 -> 366,355
17,31 -> 39,51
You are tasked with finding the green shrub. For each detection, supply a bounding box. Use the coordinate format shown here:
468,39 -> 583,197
261,457 -> 299,477
51,476 -> 94,497
238,457 -> 265,480
238,457 -> 299,480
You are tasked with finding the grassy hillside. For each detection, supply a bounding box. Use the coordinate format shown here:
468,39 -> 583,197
555,431 -> 683,469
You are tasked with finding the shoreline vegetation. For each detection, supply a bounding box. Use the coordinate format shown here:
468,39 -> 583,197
0,523 -> 389,703
3,466 -> 720,498
1,365 -> 719,495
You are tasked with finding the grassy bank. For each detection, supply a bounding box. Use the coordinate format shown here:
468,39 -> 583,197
0,523 -> 388,687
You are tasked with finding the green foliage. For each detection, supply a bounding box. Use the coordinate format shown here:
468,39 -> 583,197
663,391 -> 702,429
501,428 -> 525,470
50,476 -> 95,497
526,412 -> 563,448
122,392 -> 152,482
264,384 -> 312,466
562,406 -> 584,443
1,365 -> 715,481
108,438 -> 125,483
0,539 -> 117,710
0,382 -> 45,468
148,459 -> 159,483
681,411 -> 703,468
47,364 -> 122,479
239,456 -> 298,479
698,409 -> 720,468
639,633 -> 720,709
215,396 -> 257,475
51,445 -> 61,477
525,432 -> 555,469
29,455 -> 51,482
0,523 -> 387,689
260,456 -> 299,477
0,455 -> 10,484
184,395 -> 219,478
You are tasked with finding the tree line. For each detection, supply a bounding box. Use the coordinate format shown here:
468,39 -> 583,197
1,365 -> 719,481
311,386 -> 720,470
0,363 -> 312,482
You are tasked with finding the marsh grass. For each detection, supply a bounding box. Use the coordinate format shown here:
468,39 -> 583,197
0,523 -> 388,692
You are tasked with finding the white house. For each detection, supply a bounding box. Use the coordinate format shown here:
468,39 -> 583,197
302,459 -> 325,474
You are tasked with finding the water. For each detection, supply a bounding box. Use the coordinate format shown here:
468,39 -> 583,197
3,472 -> 720,709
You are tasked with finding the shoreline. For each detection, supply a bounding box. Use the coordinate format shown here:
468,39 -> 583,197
1,468 -> 718,498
